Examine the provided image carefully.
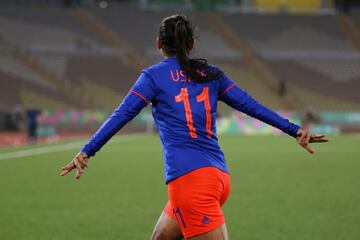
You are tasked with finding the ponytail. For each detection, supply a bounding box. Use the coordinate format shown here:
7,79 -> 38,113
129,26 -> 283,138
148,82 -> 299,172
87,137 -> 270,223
159,14 -> 221,83
174,20 -> 191,77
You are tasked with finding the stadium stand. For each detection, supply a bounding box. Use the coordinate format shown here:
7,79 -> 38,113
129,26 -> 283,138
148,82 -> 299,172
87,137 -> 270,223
269,60 -> 360,109
91,6 -> 239,64
0,7 -> 134,109
202,12 -> 294,109
30,54 -> 68,79
0,43 -> 54,89
0,5 -> 359,112
218,13 -> 360,110
186,12 -> 240,63
336,14 -> 360,50
79,78 -> 125,108
66,55 -> 137,93
0,7 -> 104,44
0,17 -> 87,52
70,7 -> 147,71
220,14 -> 355,54
299,60 -> 360,83
352,8 -> 360,26
0,70 -> 73,109
0,39 -> 74,110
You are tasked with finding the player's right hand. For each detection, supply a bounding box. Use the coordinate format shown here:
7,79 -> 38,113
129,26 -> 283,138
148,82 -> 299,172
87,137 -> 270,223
296,128 -> 329,154
60,152 -> 89,180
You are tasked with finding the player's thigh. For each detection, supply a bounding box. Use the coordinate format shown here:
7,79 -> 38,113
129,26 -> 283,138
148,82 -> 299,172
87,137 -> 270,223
188,224 -> 229,240
151,211 -> 183,240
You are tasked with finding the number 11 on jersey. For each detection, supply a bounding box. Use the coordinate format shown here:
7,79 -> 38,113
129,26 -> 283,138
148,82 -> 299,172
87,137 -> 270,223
175,87 -> 213,139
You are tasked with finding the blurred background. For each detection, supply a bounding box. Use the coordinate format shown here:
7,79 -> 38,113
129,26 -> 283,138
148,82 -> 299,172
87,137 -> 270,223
0,0 -> 359,145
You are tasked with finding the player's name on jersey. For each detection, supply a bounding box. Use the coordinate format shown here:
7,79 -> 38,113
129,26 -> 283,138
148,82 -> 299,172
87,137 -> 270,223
170,69 -> 206,83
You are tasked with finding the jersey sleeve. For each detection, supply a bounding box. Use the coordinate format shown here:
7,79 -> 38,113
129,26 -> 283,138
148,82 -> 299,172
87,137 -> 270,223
81,73 -> 156,157
218,74 -> 300,137
130,71 -> 157,104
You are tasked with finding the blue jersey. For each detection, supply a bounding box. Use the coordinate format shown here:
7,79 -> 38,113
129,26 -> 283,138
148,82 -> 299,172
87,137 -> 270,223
81,56 -> 300,183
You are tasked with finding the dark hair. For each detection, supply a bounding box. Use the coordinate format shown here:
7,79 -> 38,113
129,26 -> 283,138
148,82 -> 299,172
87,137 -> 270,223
158,14 -> 221,83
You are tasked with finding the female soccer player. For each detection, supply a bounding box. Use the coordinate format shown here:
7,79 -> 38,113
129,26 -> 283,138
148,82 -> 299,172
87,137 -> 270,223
60,15 -> 328,240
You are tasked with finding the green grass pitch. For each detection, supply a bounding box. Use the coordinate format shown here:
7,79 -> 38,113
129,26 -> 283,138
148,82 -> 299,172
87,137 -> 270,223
0,134 -> 359,240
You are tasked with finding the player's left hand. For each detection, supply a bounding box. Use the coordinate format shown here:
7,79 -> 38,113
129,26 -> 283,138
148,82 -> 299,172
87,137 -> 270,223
296,128 -> 329,154
60,152 -> 89,179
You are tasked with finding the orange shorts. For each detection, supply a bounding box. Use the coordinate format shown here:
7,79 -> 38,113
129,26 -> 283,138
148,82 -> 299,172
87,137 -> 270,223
164,167 -> 231,239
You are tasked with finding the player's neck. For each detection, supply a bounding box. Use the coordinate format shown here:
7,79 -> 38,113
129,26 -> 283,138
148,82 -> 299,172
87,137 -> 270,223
163,54 -> 176,59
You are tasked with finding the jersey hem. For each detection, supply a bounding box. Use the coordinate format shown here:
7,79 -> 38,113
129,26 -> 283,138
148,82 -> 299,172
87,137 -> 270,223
165,165 -> 229,184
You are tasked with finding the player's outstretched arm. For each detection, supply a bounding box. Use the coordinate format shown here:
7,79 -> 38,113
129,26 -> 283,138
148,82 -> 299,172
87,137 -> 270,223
60,73 -> 155,180
296,128 -> 329,154
219,82 -> 329,152
59,95 -> 146,179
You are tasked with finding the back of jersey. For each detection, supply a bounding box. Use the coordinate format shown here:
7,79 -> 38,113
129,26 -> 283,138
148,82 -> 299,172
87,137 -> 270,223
131,56 -> 230,183
82,56 -> 299,182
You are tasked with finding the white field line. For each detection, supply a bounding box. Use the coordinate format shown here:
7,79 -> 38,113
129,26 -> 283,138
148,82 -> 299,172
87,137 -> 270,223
0,134 -> 146,161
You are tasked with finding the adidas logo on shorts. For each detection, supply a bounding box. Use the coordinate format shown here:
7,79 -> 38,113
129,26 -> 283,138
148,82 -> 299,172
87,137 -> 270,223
201,215 -> 211,225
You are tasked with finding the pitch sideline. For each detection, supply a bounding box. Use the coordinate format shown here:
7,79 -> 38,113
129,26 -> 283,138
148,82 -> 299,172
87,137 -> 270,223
0,134 -> 146,161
